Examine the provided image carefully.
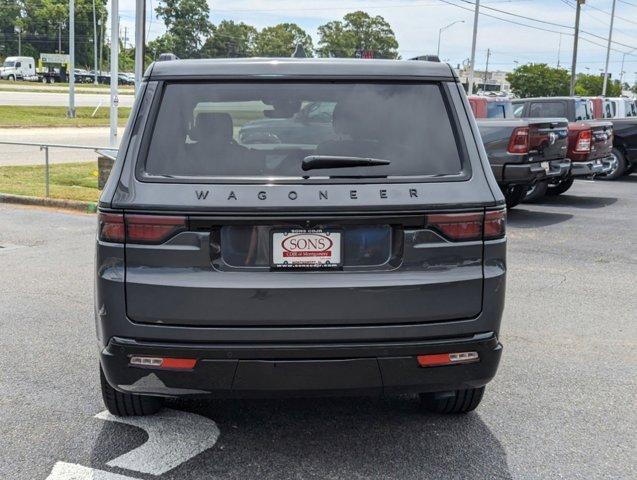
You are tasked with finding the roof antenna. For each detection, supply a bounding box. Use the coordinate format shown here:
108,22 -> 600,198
292,44 -> 307,58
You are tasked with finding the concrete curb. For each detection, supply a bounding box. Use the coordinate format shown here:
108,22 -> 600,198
0,193 -> 97,212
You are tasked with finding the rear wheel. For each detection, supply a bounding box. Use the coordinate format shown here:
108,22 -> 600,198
546,177 -> 574,196
523,180 -> 548,203
420,387 -> 485,414
100,366 -> 163,416
502,185 -> 527,209
599,148 -> 626,180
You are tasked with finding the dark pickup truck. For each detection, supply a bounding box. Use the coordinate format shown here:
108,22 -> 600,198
512,97 -> 614,197
468,96 -> 570,207
475,118 -> 570,207
589,96 -> 637,179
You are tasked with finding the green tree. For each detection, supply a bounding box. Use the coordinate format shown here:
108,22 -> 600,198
317,11 -> 399,59
155,0 -> 213,58
574,74 -> 622,97
506,63 -> 570,98
201,20 -> 257,58
147,33 -> 177,60
0,0 -> 22,58
253,23 -> 313,57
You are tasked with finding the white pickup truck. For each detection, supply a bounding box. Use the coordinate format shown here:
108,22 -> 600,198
0,56 -> 38,81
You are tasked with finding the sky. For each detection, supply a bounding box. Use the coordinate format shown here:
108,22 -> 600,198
112,0 -> 637,83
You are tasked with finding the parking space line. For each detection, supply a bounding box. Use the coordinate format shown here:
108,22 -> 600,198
95,408 -> 220,476
46,461 -> 139,480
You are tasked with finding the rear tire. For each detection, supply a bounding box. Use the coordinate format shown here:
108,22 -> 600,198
420,387 -> 485,414
502,185 -> 527,209
546,177 -> 574,196
599,148 -> 626,180
100,366 -> 163,416
523,180 -> 548,203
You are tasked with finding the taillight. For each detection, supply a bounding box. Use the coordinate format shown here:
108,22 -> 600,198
484,209 -> 506,239
426,209 -> 506,241
426,212 -> 483,241
575,129 -> 592,152
98,212 -> 187,244
507,127 -> 529,154
98,212 -> 125,243
125,214 -> 187,244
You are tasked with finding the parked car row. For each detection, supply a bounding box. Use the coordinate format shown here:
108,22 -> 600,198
0,56 -> 135,85
469,94 -> 636,207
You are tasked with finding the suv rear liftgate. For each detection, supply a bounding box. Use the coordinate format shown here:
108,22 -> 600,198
95,59 -> 506,411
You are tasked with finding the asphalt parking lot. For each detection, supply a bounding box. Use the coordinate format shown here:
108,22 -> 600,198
1,176 -> 635,480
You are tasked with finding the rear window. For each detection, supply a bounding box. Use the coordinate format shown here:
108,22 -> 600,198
575,100 -> 593,121
487,102 -> 506,119
528,101 -> 566,118
142,82 -> 464,182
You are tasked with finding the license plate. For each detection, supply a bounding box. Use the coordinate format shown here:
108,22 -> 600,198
541,161 -> 550,173
271,229 -> 342,269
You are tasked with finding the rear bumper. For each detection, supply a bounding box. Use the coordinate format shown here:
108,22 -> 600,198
499,159 -> 571,185
570,156 -> 611,177
100,332 -> 503,398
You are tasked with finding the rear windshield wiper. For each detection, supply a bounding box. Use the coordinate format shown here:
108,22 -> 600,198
302,155 -> 391,171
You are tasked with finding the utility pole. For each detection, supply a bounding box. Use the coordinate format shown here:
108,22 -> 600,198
557,33 -> 562,68
123,26 -> 128,50
99,14 -> 104,78
484,48 -> 491,91
602,0 -> 616,96
467,0 -> 480,94
92,0 -> 98,84
16,27 -> 21,56
68,0 -> 75,118
58,22 -> 63,53
570,0 -> 585,96
134,0 -> 146,92
110,0 -> 119,146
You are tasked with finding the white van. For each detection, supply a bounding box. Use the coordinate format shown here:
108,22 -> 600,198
605,97 -> 637,118
0,56 -> 37,81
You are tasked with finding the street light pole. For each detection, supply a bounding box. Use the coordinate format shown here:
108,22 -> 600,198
570,0 -> 585,96
68,0 -> 75,118
467,0 -> 480,94
92,0 -> 98,85
437,20 -> 464,58
110,0 -> 119,146
619,49 -> 637,86
602,0 -> 617,96
134,0 -> 146,92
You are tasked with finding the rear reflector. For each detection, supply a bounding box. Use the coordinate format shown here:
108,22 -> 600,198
417,351 -> 479,367
507,127 -> 529,154
426,209 -> 506,241
130,356 -> 197,370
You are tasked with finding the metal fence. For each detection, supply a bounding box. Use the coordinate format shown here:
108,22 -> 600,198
0,140 -> 117,198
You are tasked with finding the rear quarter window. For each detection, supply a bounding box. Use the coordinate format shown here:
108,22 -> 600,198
140,81 -> 466,183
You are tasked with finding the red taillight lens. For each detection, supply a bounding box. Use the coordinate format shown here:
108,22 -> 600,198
125,214 -> 187,244
484,209 -> 506,239
426,212 -> 483,241
575,129 -> 592,152
426,209 -> 506,242
507,127 -> 529,154
417,351 -> 479,367
98,212 -> 125,243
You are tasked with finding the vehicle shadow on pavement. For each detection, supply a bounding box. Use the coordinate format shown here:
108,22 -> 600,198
614,173 -> 637,183
529,194 -> 617,209
134,396 -> 513,480
507,209 -> 573,228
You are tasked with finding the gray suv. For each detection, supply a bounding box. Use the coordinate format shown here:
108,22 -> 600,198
95,58 -> 506,416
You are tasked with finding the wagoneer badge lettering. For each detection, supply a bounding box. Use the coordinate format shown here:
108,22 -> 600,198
195,188 -> 421,202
